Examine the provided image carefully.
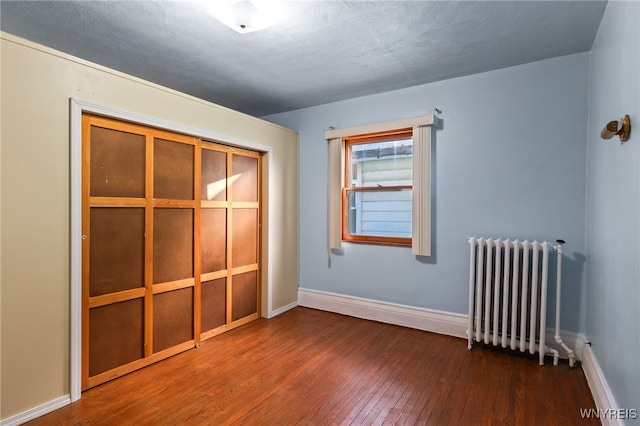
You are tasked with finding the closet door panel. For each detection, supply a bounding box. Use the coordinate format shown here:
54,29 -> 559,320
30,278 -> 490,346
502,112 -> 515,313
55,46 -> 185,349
89,299 -> 144,377
89,208 -> 144,296
90,126 -> 145,198
232,271 -> 257,321
201,278 -> 226,332
201,209 -> 226,273
153,288 -> 194,353
154,138 -> 194,200
153,208 -> 194,283
231,155 -> 258,202
232,208 -> 257,268
201,149 -> 227,201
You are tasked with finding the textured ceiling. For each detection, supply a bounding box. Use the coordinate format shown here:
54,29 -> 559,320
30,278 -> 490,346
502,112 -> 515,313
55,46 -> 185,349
1,1 -> 607,117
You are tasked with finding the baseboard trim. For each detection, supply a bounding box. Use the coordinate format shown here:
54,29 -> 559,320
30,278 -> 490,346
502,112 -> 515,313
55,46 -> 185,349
269,300 -> 298,318
298,288 -> 583,361
1,395 -> 70,426
298,287 -> 468,338
581,344 -> 622,426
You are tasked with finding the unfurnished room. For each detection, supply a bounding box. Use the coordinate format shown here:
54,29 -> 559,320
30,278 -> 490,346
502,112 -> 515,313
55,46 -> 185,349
0,1 -> 638,425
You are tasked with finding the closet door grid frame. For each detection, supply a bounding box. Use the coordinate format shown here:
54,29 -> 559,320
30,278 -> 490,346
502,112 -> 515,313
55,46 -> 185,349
82,114 -> 261,390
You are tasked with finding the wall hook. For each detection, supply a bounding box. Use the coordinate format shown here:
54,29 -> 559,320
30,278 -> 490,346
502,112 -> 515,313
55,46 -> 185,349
601,114 -> 631,142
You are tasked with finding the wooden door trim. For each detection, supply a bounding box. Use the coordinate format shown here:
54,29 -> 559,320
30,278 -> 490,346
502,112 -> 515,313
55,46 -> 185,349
193,140 -> 203,346
88,289 -> 146,309
144,133 -> 154,358
80,114 -> 91,392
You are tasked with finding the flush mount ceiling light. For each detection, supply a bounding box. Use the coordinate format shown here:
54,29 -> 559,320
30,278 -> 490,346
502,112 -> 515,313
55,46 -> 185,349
207,0 -> 279,34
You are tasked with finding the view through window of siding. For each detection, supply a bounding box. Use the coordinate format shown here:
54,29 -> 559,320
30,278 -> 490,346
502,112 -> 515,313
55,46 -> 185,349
346,138 -> 412,239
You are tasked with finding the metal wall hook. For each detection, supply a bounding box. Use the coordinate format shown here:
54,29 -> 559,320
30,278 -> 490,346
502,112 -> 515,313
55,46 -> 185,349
601,114 -> 631,142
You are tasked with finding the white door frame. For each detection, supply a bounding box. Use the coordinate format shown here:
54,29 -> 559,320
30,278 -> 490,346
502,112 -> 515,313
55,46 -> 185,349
70,99 -> 274,401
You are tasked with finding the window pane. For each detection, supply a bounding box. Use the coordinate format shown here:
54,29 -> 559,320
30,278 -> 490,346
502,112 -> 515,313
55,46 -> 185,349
346,188 -> 412,238
349,138 -> 412,187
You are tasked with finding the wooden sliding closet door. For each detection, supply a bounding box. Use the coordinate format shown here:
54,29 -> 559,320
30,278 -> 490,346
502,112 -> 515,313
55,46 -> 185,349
82,114 -> 260,390
200,143 -> 260,339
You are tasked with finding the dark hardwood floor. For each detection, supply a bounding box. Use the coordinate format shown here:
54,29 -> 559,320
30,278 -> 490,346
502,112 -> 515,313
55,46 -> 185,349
28,307 -> 598,425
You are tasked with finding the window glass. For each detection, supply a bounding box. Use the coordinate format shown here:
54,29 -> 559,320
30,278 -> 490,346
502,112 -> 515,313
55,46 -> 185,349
348,138 -> 412,187
345,188 -> 412,238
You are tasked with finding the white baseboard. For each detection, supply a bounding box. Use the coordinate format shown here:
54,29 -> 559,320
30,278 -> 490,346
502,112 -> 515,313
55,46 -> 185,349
298,287 -> 468,338
298,287 -> 584,361
1,395 -> 70,426
269,300 -> 298,318
581,344 -> 622,426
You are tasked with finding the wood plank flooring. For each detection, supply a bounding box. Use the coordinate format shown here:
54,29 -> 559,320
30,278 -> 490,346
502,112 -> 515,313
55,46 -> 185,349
28,307 -> 598,425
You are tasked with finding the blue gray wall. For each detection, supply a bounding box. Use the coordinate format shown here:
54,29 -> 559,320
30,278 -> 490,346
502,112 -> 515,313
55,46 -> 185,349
586,1 -> 639,412
264,52 -> 589,333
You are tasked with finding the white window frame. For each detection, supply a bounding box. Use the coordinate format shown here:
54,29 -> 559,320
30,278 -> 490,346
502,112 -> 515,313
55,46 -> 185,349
325,114 -> 440,256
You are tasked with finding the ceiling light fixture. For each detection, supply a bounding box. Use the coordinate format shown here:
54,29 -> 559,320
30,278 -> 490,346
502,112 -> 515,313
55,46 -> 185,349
207,0 -> 279,34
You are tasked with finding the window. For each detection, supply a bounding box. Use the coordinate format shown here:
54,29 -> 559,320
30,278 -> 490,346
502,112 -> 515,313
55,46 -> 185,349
325,114 -> 439,256
343,129 -> 413,246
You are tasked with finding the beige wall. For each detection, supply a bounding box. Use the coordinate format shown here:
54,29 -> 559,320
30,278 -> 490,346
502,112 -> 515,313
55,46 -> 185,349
0,33 -> 299,419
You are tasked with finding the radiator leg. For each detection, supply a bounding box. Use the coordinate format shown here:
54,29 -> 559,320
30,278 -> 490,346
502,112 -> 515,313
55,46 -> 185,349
555,335 -> 576,367
547,346 -> 559,366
